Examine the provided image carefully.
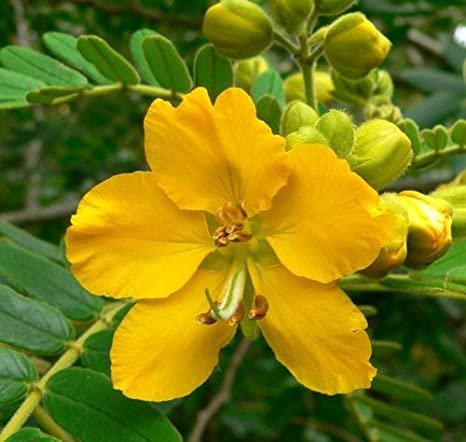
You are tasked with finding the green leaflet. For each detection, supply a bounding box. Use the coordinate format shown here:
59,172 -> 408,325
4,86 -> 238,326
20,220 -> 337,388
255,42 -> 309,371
0,46 -> 88,87
43,368 -> 182,442
0,348 -> 38,405
77,35 -> 140,85
0,242 -> 102,322
0,285 -> 74,354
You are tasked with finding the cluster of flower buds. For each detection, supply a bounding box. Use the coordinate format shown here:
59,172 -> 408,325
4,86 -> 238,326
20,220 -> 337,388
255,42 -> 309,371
363,191 -> 453,277
280,101 -> 412,189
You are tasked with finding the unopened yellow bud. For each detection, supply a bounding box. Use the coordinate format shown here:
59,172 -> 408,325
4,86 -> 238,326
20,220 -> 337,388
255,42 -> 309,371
280,100 -> 319,136
284,71 -> 334,103
203,0 -> 273,59
270,0 -> 314,35
361,194 -> 408,278
324,12 -> 391,79
286,126 -> 328,149
233,56 -> 269,90
397,191 -> 453,268
316,0 -> 356,16
349,119 -> 412,190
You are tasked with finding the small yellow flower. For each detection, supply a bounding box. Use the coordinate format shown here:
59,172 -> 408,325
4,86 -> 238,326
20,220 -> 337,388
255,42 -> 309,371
66,88 -> 392,401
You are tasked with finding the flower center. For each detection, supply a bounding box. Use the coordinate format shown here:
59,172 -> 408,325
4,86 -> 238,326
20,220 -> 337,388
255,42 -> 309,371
212,201 -> 253,248
196,260 -> 269,327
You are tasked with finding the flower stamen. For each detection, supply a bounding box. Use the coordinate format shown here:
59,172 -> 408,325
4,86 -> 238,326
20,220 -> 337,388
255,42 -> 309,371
213,202 -> 252,248
248,295 -> 269,320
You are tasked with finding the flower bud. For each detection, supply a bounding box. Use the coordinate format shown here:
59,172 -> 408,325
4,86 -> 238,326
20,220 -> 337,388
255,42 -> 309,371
286,126 -> 329,149
233,56 -> 269,90
431,185 -> 466,209
284,71 -> 334,103
348,119 -> 412,190
315,109 -> 354,158
280,100 -> 319,136
361,194 -> 408,278
203,0 -> 273,59
397,191 -> 453,268
431,185 -> 466,239
315,0 -> 356,16
324,12 -> 391,79
270,0 -> 314,35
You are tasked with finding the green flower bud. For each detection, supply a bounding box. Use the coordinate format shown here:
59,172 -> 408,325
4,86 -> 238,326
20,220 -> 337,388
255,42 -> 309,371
361,194 -> 409,278
324,12 -> 391,79
315,109 -> 354,158
451,208 -> 466,239
203,0 -> 273,59
284,71 -> 334,103
431,185 -> 466,209
330,68 -> 375,107
397,191 -> 453,268
431,185 -> 466,239
280,100 -> 319,136
270,0 -> 314,35
286,126 -> 329,149
315,0 -> 356,16
349,119 -> 412,189
233,56 -> 269,90
374,70 -> 394,100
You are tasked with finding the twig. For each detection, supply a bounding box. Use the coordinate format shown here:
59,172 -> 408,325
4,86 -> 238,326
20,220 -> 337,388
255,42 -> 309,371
188,339 -> 251,442
0,200 -> 78,224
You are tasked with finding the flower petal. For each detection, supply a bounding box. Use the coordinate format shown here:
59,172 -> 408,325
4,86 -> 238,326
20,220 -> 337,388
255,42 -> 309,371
250,262 -> 376,394
111,269 -> 236,401
66,171 -> 214,299
144,87 -> 290,216
259,145 -> 392,283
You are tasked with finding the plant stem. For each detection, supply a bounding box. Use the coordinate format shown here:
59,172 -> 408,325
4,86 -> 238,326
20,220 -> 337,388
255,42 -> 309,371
0,302 -> 125,440
272,31 -> 299,54
33,405 -> 75,442
412,144 -> 466,169
188,339 -> 251,442
340,274 -> 466,301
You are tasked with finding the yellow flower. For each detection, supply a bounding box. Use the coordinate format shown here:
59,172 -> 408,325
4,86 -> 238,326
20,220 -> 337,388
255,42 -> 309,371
66,88 -> 392,401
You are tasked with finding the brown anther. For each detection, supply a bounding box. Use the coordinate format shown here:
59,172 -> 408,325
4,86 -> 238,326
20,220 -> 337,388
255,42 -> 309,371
248,295 -> 269,320
238,200 -> 248,218
228,231 -> 253,243
196,312 -> 218,325
228,303 -> 245,326
215,236 -> 229,247
213,226 -> 227,240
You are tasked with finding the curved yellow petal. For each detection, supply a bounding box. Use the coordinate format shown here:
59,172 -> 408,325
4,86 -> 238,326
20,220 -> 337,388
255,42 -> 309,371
111,269 -> 236,401
251,262 -> 376,394
144,87 -> 290,216
259,145 -> 392,283
66,172 -> 215,299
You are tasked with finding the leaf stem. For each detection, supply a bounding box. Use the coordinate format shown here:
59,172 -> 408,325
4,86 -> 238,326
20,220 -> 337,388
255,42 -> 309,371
272,31 -> 299,54
412,144 -> 466,169
0,302 -> 125,440
33,405 -> 75,442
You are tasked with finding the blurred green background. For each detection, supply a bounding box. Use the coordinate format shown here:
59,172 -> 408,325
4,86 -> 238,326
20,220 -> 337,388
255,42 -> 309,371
0,1 -> 465,441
